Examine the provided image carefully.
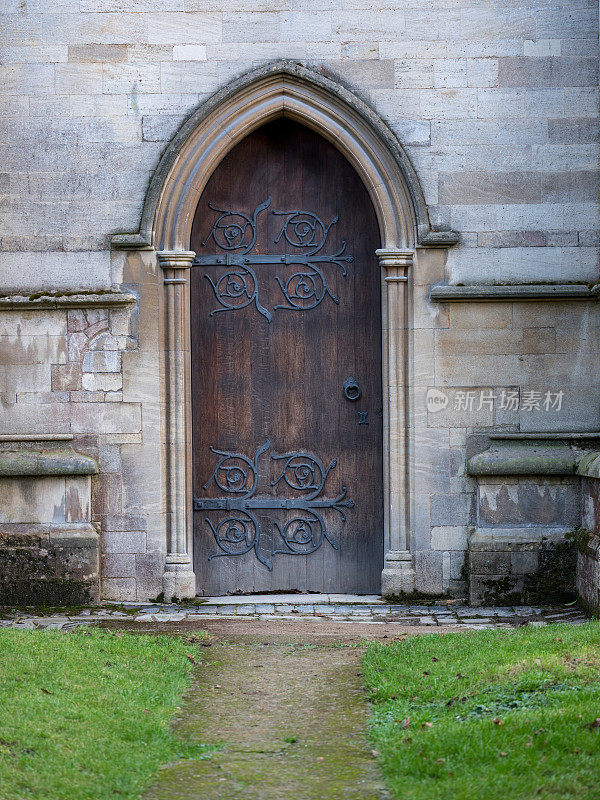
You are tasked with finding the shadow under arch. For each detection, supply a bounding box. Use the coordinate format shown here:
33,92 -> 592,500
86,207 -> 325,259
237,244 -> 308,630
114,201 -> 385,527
115,60 -> 457,253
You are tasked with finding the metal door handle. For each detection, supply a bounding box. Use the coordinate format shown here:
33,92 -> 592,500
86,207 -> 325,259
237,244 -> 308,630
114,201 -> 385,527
343,377 -> 361,401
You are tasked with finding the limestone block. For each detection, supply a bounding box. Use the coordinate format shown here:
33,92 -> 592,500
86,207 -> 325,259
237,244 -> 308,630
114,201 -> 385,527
523,39 -> 562,58
173,44 -> 207,60
431,118 -> 547,146
159,61 -> 219,93
142,113 -> 186,142
120,443 -> 163,517
0,63 -> 54,94
466,58 -> 498,87
80,0 -> 184,10
101,553 -> 136,578
0,252 -> 111,293
478,480 -> 579,527
450,303 -> 512,336
548,118 -> 599,144
63,476 -> 92,523
102,577 -> 136,600
420,89 -> 477,119
425,386 -> 495,429
0,364 -> 51,394
414,550 -> 444,594
332,10 -> 406,40
431,493 -> 473,527
82,350 -> 121,372
0,475 -> 90,524
412,329 -> 435,386
389,118 -> 431,146
541,171 -> 599,203
68,44 -> 128,62
394,59 -> 434,89
450,549 -> 466,579
98,444 -> 121,473
103,530 -> 146,554
103,63 -> 160,94
91,472 -> 122,517
82,372 -> 122,392
458,6 -> 535,40
341,42 -> 378,59
470,549 -> 511,575
434,59 -> 467,88
55,63 -> 103,94
446,245 -> 599,284
439,171 -> 541,204
70,402 -> 141,434
498,57 -> 598,88
146,12 -> 222,44
0,523 -> 99,604
413,428 -> 451,494
135,551 -> 164,599
435,354 -> 528,388
511,549 -> 539,575
0,334 -> 67,365
522,327 -> 556,354
431,525 -> 469,550
281,13 -> 334,42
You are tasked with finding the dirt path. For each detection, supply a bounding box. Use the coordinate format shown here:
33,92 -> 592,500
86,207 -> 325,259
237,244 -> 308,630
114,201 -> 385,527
145,631 -> 391,800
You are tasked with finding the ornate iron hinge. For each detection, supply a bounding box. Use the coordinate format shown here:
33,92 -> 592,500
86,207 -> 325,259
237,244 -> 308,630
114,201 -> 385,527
194,439 -> 354,570
193,198 -> 353,322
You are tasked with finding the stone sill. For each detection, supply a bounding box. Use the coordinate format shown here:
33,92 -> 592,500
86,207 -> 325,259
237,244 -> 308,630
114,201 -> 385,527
490,432 -> 600,442
0,523 -> 99,548
429,284 -> 594,302
0,291 -> 137,310
577,451 -> 600,479
468,432 -> 600,477
0,439 -> 97,477
470,528 -> 572,549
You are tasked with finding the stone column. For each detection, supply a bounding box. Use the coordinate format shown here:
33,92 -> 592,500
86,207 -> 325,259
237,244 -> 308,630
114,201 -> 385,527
157,251 -> 196,601
376,248 -> 416,596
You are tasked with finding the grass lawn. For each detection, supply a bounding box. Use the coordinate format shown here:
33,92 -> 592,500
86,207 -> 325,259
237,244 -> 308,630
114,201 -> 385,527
0,628 -> 212,800
363,622 -> 600,800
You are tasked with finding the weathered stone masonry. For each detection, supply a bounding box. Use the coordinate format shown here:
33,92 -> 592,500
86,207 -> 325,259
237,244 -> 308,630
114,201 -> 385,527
0,0 -> 598,603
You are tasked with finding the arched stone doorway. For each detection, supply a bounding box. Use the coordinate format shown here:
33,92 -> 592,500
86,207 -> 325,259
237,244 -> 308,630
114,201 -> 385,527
114,61 -> 457,599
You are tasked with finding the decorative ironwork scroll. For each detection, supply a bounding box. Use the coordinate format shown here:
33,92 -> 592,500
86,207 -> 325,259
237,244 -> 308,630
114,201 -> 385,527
195,439 -> 354,569
194,198 -> 353,321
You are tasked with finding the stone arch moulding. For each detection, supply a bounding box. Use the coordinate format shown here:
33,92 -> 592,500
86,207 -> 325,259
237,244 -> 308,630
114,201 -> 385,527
112,61 -> 459,601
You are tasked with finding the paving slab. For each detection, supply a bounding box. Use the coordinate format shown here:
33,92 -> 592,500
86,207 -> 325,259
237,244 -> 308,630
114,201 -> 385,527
144,641 -> 389,800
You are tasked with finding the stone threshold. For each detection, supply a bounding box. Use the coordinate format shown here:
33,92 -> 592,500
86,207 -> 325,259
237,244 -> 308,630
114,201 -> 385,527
0,597 -> 590,631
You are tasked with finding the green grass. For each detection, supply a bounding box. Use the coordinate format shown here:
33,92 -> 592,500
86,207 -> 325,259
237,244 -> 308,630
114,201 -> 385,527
363,622 -> 600,800
0,628 -> 213,800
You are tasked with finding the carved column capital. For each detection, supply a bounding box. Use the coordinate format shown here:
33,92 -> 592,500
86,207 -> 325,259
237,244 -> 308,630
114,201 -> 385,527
157,250 -> 195,270
376,248 -> 414,274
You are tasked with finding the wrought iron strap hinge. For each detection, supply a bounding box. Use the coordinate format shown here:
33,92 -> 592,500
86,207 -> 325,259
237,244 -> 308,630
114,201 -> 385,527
195,198 -> 353,321
194,496 -> 353,511
195,439 -> 354,570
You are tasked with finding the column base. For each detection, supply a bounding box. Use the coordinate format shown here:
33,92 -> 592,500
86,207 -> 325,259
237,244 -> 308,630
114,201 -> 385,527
162,553 -> 196,601
381,550 -> 416,597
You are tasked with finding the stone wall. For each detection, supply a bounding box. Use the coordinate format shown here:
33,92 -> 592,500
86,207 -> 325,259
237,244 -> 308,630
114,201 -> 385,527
0,1 -> 598,600
577,455 -> 600,614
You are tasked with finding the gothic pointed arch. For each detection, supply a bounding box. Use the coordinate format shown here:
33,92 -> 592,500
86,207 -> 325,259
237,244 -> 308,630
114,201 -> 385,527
116,60 -> 456,252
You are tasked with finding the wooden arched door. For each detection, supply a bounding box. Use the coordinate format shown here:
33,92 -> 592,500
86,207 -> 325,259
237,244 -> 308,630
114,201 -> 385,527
190,118 -> 383,594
